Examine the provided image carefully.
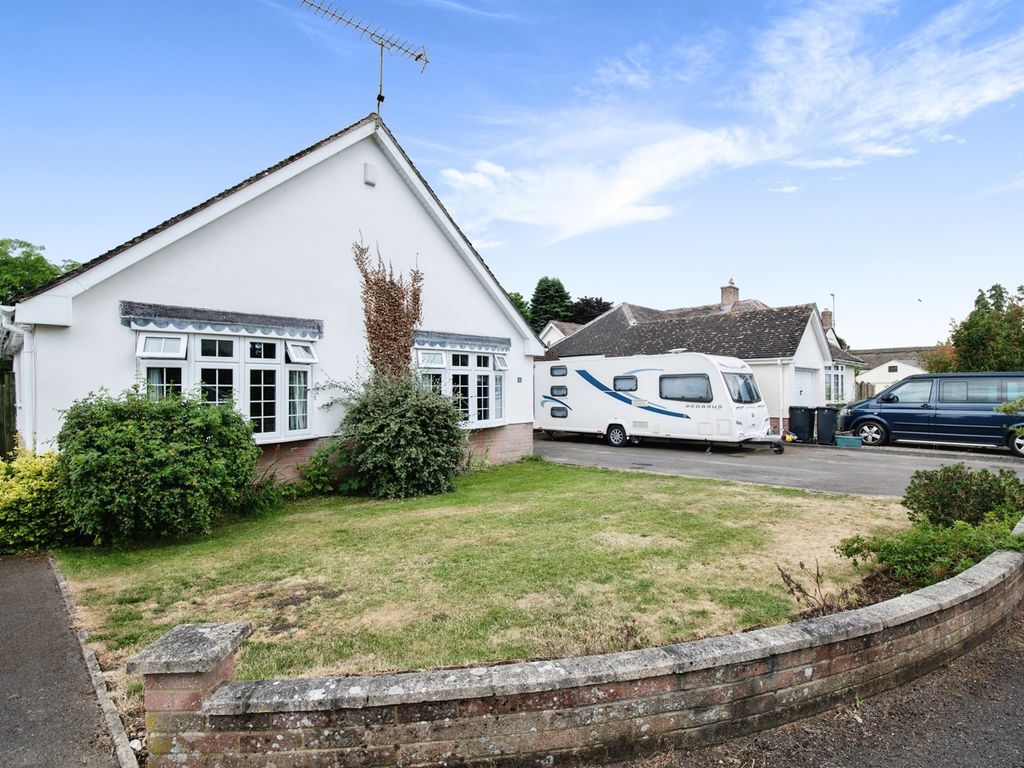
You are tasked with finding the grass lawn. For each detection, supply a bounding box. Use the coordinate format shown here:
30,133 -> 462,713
57,459 -> 906,690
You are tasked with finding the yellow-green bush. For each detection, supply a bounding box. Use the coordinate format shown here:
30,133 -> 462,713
0,448 -> 70,553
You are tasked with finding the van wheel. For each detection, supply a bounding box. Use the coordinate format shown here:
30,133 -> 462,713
856,421 -> 887,446
606,424 -> 628,447
1010,432 -> 1024,458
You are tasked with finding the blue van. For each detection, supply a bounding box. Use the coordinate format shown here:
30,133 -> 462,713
838,372 -> 1024,457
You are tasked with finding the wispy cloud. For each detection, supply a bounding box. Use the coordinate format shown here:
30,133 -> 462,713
767,185 -> 800,194
440,0 -> 1024,242
975,169 -> 1024,198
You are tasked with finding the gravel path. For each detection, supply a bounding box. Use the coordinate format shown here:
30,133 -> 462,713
0,555 -> 117,768
655,607 -> 1024,768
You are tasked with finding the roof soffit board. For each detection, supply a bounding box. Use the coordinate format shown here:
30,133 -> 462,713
16,119 -> 379,312
370,128 -> 543,355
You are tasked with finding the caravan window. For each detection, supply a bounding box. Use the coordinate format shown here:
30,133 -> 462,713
551,366 -> 568,377
550,385 -> 568,397
723,373 -> 761,404
613,376 -> 637,392
550,406 -> 568,418
659,374 -> 712,403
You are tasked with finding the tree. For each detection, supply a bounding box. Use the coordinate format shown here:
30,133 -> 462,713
507,291 -> 531,326
570,296 -> 612,325
0,239 -> 78,305
920,342 -> 958,373
528,276 -> 572,333
943,284 -> 1024,372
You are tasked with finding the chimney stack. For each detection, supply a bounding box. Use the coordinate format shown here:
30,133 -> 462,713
720,279 -> 739,311
821,308 -> 833,330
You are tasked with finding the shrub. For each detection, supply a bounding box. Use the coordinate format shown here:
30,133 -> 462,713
902,462 -> 1024,527
0,448 -> 71,553
337,374 -> 466,498
297,440 -> 364,496
55,388 -> 261,545
836,519 -> 1023,590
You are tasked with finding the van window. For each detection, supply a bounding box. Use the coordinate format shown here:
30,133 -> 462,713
940,379 -> 1000,403
550,406 -> 568,418
723,373 -> 761,404
613,376 -> 637,392
1004,378 -> 1024,401
660,374 -> 712,403
887,380 -> 932,403
550,386 -> 568,397
551,366 -> 567,377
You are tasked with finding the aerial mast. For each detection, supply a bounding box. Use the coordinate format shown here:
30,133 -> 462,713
299,0 -> 430,114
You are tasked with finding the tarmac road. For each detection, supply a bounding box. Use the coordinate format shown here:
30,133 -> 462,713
535,434 -> 1024,496
0,555 -> 117,768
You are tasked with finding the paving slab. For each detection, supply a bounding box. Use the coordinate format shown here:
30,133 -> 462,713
0,555 -> 117,768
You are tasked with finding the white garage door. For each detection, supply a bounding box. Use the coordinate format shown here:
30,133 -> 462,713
793,368 -> 817,407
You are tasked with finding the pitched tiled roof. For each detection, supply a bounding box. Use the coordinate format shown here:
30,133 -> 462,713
828,344 -> 865,365
550,320 -> 583,335
849,346 -> 938,370
546,303 -> 818,360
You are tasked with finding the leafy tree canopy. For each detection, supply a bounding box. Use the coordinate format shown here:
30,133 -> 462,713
528,276 -> 572,333
570,296 -> 613,325
507,291 -> 531,326
936,284 -> 1024,372
0,239 -> 78,306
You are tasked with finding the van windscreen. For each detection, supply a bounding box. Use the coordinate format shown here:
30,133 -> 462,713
724,373 -> 761,404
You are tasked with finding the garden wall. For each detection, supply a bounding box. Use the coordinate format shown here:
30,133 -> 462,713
129,530 -> 1024,768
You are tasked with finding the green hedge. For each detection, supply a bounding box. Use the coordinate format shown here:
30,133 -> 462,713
56,388 -> 261,545
0,448 -> 70,553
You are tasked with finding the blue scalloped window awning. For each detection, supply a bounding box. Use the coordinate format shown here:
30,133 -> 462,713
413,330 -> 511,353
120,301 -> 323,340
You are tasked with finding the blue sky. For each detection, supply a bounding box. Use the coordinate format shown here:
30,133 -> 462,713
3,0 -> 1023,347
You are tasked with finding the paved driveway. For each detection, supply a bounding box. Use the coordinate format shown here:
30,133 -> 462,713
535,434 -> 1024,496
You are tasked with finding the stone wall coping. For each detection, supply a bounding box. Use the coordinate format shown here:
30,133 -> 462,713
127,621 -> 252,675
200,548 -> 1024,716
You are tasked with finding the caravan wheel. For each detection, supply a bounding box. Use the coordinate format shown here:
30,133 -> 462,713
606,424 -> 628,447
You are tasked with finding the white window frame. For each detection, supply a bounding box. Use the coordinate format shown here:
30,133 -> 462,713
245,338 -> 281,363
245,363 -> 282,440
285,364 -> 312,435
413,348 -> 508,429
197,335 -> 238,362
143,363 -> 186,399
195,362 -> 239,406
417,349 -> 446,369
285,341 -> 319,365
136,333 -> 188,360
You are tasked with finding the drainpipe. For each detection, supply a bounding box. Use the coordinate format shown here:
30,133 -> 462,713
0,306 -> 35,451
778,358 -> 784,435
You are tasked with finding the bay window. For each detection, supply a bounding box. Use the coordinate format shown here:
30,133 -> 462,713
414,344 -> 506,427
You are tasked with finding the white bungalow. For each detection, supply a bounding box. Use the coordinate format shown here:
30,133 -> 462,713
0,114 -> 543,476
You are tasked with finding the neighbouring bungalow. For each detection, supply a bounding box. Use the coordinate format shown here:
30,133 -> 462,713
544,280 -> 864,429
0,114 -> 544,477
849,346 -> 939,398
538,320 -> 583,348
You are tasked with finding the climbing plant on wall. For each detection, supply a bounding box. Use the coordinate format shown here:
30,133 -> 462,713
352,240 -> 423,378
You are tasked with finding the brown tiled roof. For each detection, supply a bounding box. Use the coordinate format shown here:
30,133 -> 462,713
545,303 -> 818,361
849,346 -> 939,370
828,344 -> 865,365
550,320 -> 583,335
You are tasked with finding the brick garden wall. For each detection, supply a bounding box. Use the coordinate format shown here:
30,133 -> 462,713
130,529 -> 1024,768
466,422 -> 534,465
258,423 -> 533,484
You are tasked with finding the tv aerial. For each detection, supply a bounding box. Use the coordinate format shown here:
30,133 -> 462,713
299,0 -> 430,114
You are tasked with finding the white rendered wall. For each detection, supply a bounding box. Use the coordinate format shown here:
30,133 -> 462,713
857,360 -> 923,390
24,135 -> 535,448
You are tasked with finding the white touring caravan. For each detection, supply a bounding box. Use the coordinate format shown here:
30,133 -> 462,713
535,352 -> 782,451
